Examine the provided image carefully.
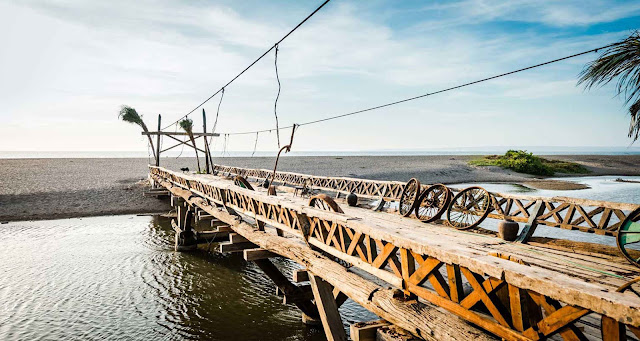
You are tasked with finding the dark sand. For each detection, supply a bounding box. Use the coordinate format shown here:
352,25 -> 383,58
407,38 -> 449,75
1,155 -> 639,222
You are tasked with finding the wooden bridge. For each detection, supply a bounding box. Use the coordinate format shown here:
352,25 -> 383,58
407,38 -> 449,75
149,165 -> 640,341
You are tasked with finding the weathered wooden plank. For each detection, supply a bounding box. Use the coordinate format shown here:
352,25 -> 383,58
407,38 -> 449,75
243,248 -> 279,261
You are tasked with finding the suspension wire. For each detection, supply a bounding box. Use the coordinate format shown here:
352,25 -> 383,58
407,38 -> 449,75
273,44 -> 282,148
252,132 -> 259,157
212,87 -> 224,134
222,41 -> 625,136
222,134 -> 229,157
161,0 -> 332,130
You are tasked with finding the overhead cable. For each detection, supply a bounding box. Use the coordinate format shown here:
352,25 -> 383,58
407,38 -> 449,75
222,41 -> 624,136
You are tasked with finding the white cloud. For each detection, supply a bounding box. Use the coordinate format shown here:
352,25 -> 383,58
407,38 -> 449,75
0,0 -> 637,153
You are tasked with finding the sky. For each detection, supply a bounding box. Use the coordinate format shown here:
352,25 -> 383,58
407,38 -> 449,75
1,0 -> 639,154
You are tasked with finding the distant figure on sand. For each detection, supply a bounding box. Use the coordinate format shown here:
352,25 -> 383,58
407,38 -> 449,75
180,167 -> 189,173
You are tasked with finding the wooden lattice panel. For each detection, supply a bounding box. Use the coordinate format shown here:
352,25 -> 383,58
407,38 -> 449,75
209,164 -> 638,236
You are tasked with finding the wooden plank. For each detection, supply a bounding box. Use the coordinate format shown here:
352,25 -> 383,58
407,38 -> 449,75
243,248 -> 279,261
219,241 -> 257,253
350,320 -> 390,341
309,273 -> 348,341
293,269 -> 309,283
229,233 -> 249,243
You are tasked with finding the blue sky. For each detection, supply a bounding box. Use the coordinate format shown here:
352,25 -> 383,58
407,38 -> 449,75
1,0 -> 639,153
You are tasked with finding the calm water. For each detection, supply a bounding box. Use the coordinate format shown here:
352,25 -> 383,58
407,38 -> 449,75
0,215 -> 375,340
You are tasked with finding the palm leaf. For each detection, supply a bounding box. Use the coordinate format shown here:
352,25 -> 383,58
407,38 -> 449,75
179,118 -> 194,134
119,105 -> 144,126
578,31 -> 640,141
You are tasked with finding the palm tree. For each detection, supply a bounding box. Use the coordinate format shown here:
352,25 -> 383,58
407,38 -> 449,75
119,105 -> 156,160
180,118 -> 201,172
578,31 -> 640,142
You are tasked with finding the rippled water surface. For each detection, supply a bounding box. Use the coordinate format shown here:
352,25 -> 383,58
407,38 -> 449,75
0,215 -> 374,340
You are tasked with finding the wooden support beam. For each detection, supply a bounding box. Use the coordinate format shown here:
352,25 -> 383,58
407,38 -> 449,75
309,273 -> 348,341
253,259 -> 319,318
243,248 -> 279,261
143,189 -> 169,197
350,320 -> 391,341
293,269 -> 309,283
219,241 -> 257,253
229,233 -> 249,244
195,230 -> 230,243
283,284 -> 314,305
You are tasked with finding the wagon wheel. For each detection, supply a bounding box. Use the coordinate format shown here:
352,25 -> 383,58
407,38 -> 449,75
617,207 -> 640,269
309,194 -> 344,213
233,175 -> 254,191
399,178 -> 421,217
415,184 -> 451,223
446,186 -> 491,230
308,194 -> 350,267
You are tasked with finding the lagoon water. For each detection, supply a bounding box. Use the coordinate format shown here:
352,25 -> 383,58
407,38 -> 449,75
1,176 -> 638,340
0,215 -> 375,340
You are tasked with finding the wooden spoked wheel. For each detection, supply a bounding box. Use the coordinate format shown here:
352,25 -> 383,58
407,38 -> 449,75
399,178 -> 421,217
233,175 -> 254,191
309,194 -> 344,213
446,186 -> 491,230
415,184 -> 451,223
617,207 -> 640,269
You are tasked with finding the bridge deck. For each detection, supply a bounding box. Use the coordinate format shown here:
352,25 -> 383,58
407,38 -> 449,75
150,167 -> 640,341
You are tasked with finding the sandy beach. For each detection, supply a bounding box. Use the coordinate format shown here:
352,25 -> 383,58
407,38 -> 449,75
1,154 -> 639,222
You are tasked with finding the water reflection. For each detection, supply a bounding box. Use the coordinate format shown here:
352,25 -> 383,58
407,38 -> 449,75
0,215 -> 375,340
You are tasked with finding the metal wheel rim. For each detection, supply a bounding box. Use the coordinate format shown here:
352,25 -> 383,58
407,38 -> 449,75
446,186 -> 491,230
415,184 -> 451,223
399,178 -> 421,217
617,207 -> 640,269
233,175 -> 254,191
309,194 -> 344,213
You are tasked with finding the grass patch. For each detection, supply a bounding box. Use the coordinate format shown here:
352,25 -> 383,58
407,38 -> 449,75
469,150 -> 590,176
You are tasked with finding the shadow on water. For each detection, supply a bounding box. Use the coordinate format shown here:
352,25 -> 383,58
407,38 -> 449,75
0,214 -> 375,341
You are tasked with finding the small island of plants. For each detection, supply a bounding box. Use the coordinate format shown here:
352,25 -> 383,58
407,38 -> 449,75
469,150 -> 590,176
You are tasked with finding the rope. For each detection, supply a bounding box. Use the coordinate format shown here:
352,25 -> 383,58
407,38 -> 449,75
252,132 -> 259,157
161,0 -> 332,130
273,44 -> 282,148
222,41 -> 625,136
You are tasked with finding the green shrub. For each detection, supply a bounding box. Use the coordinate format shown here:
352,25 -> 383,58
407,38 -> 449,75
469,150 -> 589,176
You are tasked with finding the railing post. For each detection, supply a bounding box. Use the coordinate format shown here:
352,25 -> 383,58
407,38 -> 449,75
516,200 -> 545,243
155,114 -> 161,167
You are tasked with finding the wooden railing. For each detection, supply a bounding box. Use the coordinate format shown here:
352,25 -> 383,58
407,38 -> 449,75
210,164 -> 638,237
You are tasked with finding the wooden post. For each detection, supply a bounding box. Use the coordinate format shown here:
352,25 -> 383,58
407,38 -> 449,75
309,273 -> 347,341
202,109 -> 210,174
516,200 -> 545,243
253,259 -> 319,319
155,114 -> 161,167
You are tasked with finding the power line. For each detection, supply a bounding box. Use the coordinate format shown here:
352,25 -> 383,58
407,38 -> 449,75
222,41 -> 624,136
162,0 -> 332,130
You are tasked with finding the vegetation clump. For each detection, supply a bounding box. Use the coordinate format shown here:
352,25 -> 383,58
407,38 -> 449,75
469,150 -> 589,176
